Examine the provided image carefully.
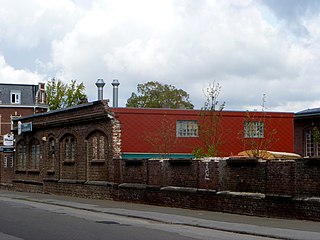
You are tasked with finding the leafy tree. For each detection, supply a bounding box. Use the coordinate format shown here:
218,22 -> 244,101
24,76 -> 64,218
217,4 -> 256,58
126,81 -> 194,109
46,78 -> 87,111
193,82 -> 225,158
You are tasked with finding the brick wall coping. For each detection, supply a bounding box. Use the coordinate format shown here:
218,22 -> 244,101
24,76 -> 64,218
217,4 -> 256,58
217,191 -> 265,199
118,183 -> 147,189
85,181 -> 117,187
12,179 -> 43,185
161,186 -> 197,193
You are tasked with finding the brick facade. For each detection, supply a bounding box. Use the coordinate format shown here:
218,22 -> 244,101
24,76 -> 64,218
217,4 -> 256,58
10,100 -> 116,191
294,108 -> 320,157
0,83 -> 47,143
1,101 -> 319,221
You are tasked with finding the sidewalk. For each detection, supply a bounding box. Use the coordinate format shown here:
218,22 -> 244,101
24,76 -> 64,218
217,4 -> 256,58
1,189 -> 320,240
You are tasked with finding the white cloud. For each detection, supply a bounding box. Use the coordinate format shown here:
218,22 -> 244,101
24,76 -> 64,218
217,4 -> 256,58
1,0 -> 320,112
0,55 -> 44,84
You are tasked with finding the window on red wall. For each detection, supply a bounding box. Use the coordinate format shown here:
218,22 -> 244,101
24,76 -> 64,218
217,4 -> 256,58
176,120 -> 198,137
244,121 -> 264,138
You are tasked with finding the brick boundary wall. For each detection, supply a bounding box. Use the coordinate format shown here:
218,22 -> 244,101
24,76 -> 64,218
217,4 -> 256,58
3,157 -> 320,221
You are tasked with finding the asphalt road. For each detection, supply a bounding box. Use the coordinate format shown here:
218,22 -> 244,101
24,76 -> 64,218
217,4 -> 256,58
0,197 -> 276,240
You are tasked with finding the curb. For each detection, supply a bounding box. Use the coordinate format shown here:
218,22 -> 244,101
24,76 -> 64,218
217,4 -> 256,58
3,195 -> 320,240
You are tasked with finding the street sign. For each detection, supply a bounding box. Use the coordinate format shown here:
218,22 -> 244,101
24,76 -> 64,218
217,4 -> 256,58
0,146 -> 14,153
18,121 -> 32,135
3,134 -> 14,146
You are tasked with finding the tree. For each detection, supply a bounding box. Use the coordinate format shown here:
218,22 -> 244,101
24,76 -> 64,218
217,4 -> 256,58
240,94 -> 278,158
144,114 -> 177,158
46,78 -> 87,111
193,82 -> 225,158
126,81 -> 194,109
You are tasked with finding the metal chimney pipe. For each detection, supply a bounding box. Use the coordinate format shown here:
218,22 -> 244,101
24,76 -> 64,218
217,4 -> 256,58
95,79 -> 105,100
111,79 -> 120,107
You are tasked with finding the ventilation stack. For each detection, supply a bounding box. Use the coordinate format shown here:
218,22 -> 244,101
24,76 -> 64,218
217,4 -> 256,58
111,79 -> 120,107
95,79 -> 105,101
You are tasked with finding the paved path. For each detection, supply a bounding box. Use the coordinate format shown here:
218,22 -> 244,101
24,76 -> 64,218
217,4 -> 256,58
0,189 -> 319,240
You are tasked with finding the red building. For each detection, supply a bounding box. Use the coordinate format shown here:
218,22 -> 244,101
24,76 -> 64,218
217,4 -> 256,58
0,83 -> 47,143
111,107 -> 294,158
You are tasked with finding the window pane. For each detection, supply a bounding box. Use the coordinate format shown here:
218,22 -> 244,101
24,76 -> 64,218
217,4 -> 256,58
176,120 -> 198,137
244,122 -> 264,138
305,129 -> 319,157
99,136 -> 105,159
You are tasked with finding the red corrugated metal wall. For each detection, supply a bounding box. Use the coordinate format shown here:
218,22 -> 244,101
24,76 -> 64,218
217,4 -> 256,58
111,108 -> 294,157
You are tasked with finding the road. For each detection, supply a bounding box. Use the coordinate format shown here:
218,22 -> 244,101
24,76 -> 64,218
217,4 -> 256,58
0,196 -> 275,240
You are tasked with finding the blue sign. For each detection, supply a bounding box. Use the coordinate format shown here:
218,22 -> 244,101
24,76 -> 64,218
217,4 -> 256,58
0,146 -> 14,153
18,122 -> 32,135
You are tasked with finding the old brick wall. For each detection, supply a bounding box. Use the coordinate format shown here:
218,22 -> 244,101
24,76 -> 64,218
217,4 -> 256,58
5,156 -> 320,221
0,107 -> 39,138
222,159 -> 266,193
113,157 -> 320,221
198,159 -> 220,190
43,180 -> 116,200
265,160 -> 296,196
165,160 -> 198,188
0,153 -> 14,186
11,101 -> 115,193
147,159 -> 163,186
122,159 -> 148,184
3,100 -> 320,221
295,158 -> 320,196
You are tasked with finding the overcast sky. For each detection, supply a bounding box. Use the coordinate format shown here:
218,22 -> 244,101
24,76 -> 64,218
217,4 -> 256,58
1,0 -> 320,112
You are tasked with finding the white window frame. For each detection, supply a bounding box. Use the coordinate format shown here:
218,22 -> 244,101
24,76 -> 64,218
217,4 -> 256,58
10,90 -> 21,104
11,114 -> 21,131
305,129 -> 319,157
176,120 -> 198,137
4,154 -> 13,168
244,121 -> 264,138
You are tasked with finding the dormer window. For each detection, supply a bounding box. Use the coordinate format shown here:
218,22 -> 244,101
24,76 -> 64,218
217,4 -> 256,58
10,90 -> 21,104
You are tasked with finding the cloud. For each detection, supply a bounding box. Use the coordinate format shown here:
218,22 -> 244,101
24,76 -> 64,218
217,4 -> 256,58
260,0 -> 320,36
53,0 -> 304,107
0,55 -> 44,84
0,0 -> 82,71
1,0 -> 320,112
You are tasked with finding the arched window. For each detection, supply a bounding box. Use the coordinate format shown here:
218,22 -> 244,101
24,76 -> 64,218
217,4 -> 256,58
48,138 -> 55,170
305,128 -> 319,157
87,131 -> 107,161
30,139 -> 40,170
99,136 -> 105,160
92,136 -> 98,159
17,141 -> 26,170
61,135 -> 75,162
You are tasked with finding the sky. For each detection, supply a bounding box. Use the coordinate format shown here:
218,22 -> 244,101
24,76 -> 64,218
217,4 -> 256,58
1,0 -> 320,112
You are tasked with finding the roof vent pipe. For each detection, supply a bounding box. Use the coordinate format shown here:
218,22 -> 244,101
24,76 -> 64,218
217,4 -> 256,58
112,79 -> 120,107
95,79 -> 105,101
